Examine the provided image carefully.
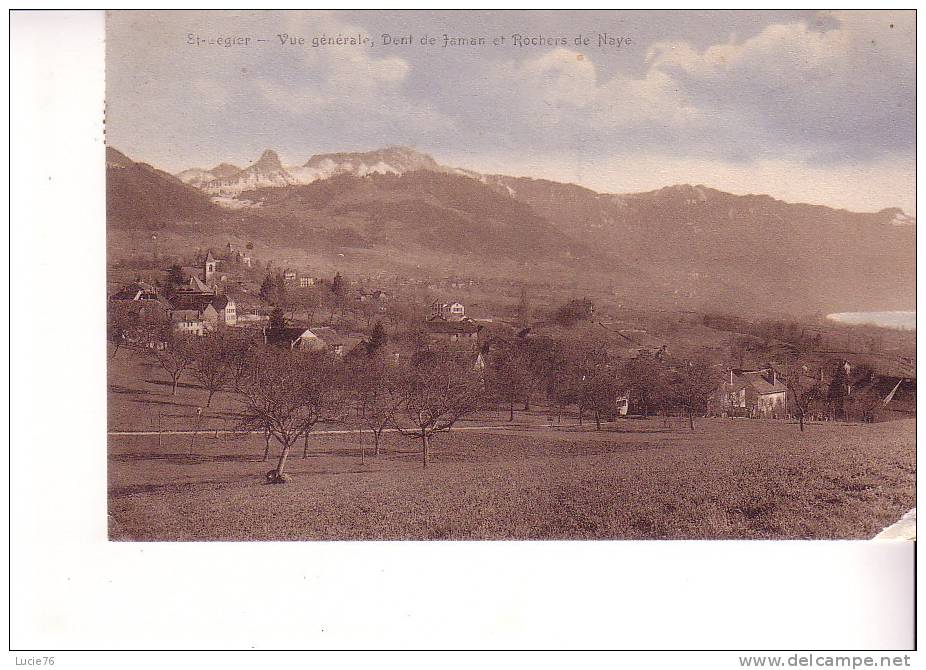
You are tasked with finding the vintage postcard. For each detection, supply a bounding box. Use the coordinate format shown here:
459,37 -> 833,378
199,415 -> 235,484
105,10 -> 915,542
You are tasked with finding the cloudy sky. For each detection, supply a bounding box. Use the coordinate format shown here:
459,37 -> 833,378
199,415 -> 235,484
107,10 -> 915,213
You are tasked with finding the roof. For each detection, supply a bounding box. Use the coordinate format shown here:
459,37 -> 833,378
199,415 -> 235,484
857,375 -> 916,409
305,326 -> 343,345
170,309 -> 202,322
110,284 -> 158,301
340,336 -> 365,355
264,327 -> 308,347
205,251 -> 215,262
616,329 -> 667,350
170,295 -> 215,313
728,369 -> 788,395
426,320 -> 480,334
191,275 -> 213,293
210,295 -> 230,310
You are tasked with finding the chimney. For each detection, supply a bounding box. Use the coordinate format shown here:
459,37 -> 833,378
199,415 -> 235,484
730,370 -> 734,385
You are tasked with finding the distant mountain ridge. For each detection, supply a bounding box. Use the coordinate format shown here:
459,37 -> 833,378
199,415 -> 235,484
178,146 -> 450,196
109,145 -> 915,315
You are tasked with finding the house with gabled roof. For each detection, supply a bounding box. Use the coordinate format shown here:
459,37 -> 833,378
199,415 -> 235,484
430,300 -> 465,321
170,309 -> 205,336
709,368 -> 788,418
262,326 -> 364,357
425,319 -> 481,348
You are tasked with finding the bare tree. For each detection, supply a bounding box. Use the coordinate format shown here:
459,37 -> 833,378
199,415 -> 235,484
148,329 -> 195,396
189,330 -> 235,407
345,355 -> 404,461
568,336 -> 612,427
392,349 -> 484,468
226,331 -> 257,393
485,345 -> 531,421
621,351 -> 670,419
107,303 -> 137,359
668,356 -> 715,431
236,348 -> 339,483
778,356 -> 824,432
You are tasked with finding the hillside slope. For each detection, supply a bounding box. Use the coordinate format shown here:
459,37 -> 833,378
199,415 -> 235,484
481,177 -> 916,314
106,147 -> 221,229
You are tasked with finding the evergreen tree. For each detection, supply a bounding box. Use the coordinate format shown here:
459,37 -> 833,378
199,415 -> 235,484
332,272 -> 345,296
367,321 -> 388,354
166,263 -> 186,287
269,307 -> 286,330
827,361 -> 850,421
260,274 -> 276,303
274,273 -> 287,305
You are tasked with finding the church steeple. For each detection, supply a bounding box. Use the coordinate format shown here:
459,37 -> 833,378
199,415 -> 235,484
204,251 -> 216,282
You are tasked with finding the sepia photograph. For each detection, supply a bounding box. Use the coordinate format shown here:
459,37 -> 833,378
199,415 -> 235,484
10,6 -> 919,657
103,9 -> 916,543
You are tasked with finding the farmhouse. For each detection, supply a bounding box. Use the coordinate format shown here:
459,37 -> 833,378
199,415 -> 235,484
170,309 -> 205,336
263,326 -> 364,357
167,294 -> 237,332
854,375 -> 917,422
709,368 -> 788,419
282,269 -> 298,286
431,300 -> 465,321
295,327 -> 364,357
209,295 -> 237,326
176,272 -> 215,298
425,319 -> 481,348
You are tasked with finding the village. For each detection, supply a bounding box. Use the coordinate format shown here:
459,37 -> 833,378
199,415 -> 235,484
109,242 -> 916,441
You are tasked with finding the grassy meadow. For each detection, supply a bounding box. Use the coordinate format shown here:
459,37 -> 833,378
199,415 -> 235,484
108,350 -> 915,541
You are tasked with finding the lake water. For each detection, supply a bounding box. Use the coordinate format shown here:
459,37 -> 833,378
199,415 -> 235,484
826,311 -> 916,330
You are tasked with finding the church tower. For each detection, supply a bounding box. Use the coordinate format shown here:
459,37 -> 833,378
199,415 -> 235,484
204,251 -> 216,282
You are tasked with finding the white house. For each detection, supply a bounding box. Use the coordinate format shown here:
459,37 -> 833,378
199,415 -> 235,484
431,300 -> 465,320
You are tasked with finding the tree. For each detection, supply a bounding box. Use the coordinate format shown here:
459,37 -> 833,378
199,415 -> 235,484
668,356 -> 715,431
485,345 -> 531,421
367,321 -> 388,355
225,331 -> 257,392
260,272 -> 288,307
189,330 -> 235,406
107,303 -> 139,359
289,287 -> 323,325
347,356 -> 404,459
827,361 -> 850,421
331,272 -> 345,296
525,336 -> 573,424
552,298 -> 594,327
570,339 -> 617,430
778,356 -> 823,432
166,263 -> 186,288
269,307 -> 286,331
149,330 -> 195,396
392,350 -> 484,468
236,348 -> 339,482
621,352 -> 670,419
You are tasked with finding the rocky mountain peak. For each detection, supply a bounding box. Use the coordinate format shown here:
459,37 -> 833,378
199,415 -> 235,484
252,149 -> 283,172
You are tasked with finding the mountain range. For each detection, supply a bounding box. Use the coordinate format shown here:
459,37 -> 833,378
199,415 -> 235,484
106,145 -> 915,316
178,146 -> 449,196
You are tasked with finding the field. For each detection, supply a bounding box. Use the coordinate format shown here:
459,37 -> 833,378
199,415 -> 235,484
108,350 -> 915,541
